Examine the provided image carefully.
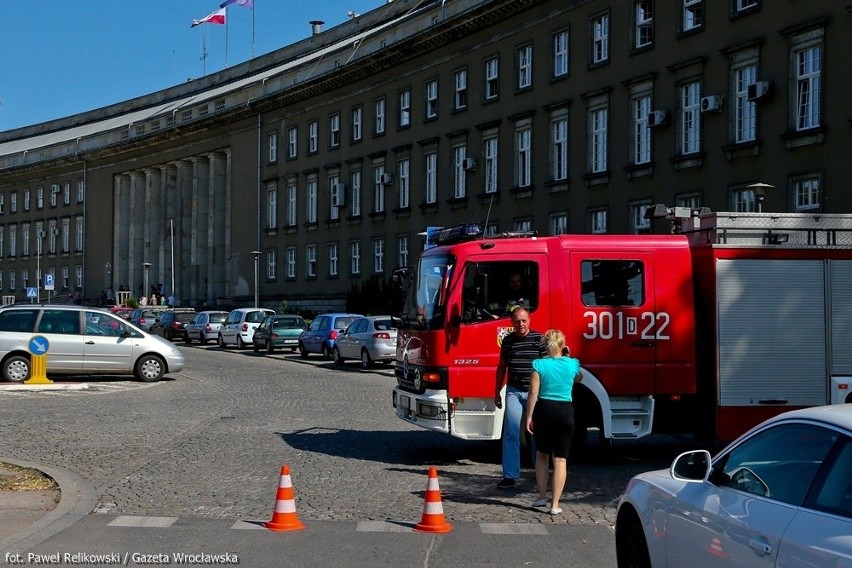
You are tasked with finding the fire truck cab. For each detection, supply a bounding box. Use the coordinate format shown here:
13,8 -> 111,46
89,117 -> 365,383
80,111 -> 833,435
392,213 -> 852,444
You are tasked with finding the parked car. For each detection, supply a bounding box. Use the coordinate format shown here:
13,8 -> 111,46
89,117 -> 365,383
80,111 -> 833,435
218,307 -> 275,349
253,314 -> 307,354
130,306 -> 171,332
184,311 -> 228,344
109,306 -> 134,321
298,313 -> 362,359
0,305 -> 185,382
332,315 -> 398,368
149,309 -> 197,341
615,404 -> 852,568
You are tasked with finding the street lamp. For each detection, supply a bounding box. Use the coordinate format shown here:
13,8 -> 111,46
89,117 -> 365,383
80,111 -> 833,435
143,262 -> 152,301
748,183 -> 774,213
36,229 -> 46,303
250,251 -> 262,308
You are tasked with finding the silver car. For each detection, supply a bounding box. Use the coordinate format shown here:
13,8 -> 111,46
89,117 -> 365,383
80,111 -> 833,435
332,315 -> 398,369
184,311 -> 228,344
0,305 -> 185,382
218,307 -> 274,349
615,404 -> 852,567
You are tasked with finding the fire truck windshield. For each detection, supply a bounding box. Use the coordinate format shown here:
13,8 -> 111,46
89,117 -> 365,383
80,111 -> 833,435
400,254 -> 453,330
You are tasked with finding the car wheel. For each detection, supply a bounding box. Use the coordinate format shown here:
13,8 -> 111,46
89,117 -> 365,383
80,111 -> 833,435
134,355 -> 165,382
360,349 -> 373,370
218,334 -> 226,348
253,340 -> 260,353
237,336 -> 246,350
165,330 -> 173,342
267,342 -> 275,355
322,344 -> 332,360
184,334 -> 192,344
332,346 -> 343,365
3,355 -> 31,383
298,342 -> 308,358
615,509 -> 652,568
200,333 -> 208,345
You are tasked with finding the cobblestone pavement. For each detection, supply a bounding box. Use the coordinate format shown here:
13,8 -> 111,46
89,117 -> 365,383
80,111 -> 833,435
0,346 -> 697,528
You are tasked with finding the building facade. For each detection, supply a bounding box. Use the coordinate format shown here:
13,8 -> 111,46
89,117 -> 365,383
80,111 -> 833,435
0,0 -> 849,311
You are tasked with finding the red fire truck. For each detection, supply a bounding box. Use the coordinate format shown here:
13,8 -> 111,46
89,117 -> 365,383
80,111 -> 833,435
392,211 -> 852,445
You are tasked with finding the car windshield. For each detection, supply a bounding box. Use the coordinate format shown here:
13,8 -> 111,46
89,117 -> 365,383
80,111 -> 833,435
374,318 -> 394,331
278,317 -> 304,329
245,311 -> 269,323
176,313 -> 196,323
209,313 -> 227,323
400,254 -> 452,330
335,317 -> 357,330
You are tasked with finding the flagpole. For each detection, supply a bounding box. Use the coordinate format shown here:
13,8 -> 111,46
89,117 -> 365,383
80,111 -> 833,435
225,7 -> 229,68
252,3 -> 255,58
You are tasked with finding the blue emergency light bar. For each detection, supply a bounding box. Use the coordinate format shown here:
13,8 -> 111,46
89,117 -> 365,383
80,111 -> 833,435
432,223 -> 482,246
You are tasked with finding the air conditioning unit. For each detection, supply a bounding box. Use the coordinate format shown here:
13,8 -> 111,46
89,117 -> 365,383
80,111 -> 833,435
330,183 -> 347,207
37,230 -> 47,239
700,95 -> 724,113
647,110 -> 668,128
462,157 -> 478,172
747,80 -> 770,102
50,228 -> 60,236
379,173 -> 394,185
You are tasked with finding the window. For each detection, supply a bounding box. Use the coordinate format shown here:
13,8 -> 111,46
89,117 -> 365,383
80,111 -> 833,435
306,176 -> 318,224
453,69 -> 467,110
63,183 -> 71,206
76,180 -> 85,203
306,244 -> 317,278
374,97 -> 386,135
48,221 -> 57,253
484,135 -> 499,194
682,0 -> 703,32
632,94 -> 652,164
75,217 -> 83,252
712,423 -> 836,506
61,266 -> 69,289
733,186 -> 756,212
553,30 -> 569,78
677,193 -> 702,209
21,268 -> 29,289
398,158 -> 410,209
349,170 -> 362,217
590,106 -> 609,173
591,13 -> 609,65
9,225 -> 16,257
268,132 -> 278,163
630,202 -> 652,235
287,126 -> 298,158
266,249 -> 276,280
351,106 -> 362,142
373,238 -> 384,273
397,235 -> 409,268
453,145 -> 467,198
329,113 -> 341,148
734,0 -> 758,13
589,208 -> 608,234
734,64 -> 757,143
328,243 -> 339,277
267,184 -> 278,230
550,213 -> 568,235
0,194 -> 4,214
9,270 -> 15,290
795,45 -> 822,131
581,260 -> 644,306
484,57 -> 499,100
50,184 -> 58,207
399,89 -> 411,128
75,266 -> 83,289
328,173 -> 340,221
286,247 -> 296,279
23,189 -> 30,211
61,218 -> 70,253
22,223 -> 30,256
551,115 -> 569,181
460,261 -> 540,323
373,165 -> 386,214
515,123 -> 532,188
286,182 -> 297,227
517,44 -> 533,89
350,241 -> 361,275
0,227 -> 4,258
425,80 -> 438,120
513,219 -> 531,233
634,1 -> 653,49
680,81 -> 701,155
424,151 -> 437,204
794,175 -> 821,211
308,120 -> 318,154
11,191 -> 17,213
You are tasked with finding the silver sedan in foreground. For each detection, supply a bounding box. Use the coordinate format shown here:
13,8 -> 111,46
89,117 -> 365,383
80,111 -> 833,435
615,404 -> 852,567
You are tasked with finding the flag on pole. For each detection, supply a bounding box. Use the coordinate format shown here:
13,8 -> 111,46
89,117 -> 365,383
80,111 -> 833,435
191,8 -> 227,28
220,0 -> 253,8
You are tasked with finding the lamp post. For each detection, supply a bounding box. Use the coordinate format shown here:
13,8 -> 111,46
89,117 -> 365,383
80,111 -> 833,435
36,229 -> 46,303
250,251 -> 262,308
747,183 -> 774,213
143,262 -> 152,301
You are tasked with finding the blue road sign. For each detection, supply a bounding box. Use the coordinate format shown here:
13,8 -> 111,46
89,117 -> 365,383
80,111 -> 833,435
44,273 -> 55,291
29,335 -> 49,355
26,287 -> 38,299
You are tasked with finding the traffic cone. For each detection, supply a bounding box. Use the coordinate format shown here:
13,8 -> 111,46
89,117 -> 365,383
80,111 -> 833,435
414,466 -> 452,533
708,537 -> 726,558
263,465 -> 305,531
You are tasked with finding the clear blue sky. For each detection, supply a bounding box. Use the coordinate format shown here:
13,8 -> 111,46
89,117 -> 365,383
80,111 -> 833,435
0,1 -> 386,132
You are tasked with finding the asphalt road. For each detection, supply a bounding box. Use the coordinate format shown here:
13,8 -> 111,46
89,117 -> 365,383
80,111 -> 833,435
0,343 -> 698,566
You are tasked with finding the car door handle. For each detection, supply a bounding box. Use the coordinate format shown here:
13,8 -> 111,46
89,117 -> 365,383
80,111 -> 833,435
749,538 -> 772,555
85,341 -> 95,345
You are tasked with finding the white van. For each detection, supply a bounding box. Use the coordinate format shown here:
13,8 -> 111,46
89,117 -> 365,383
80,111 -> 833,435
0,305 -> 186,382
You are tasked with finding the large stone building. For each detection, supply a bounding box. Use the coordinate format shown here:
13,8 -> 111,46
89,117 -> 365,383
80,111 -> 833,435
0,0 -> 849,311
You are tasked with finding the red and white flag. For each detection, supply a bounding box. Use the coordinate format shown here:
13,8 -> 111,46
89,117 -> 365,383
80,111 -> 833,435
191,8 -> 226,28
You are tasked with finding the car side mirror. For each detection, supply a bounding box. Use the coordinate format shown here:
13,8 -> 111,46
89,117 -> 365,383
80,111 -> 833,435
670,450 -> 711,482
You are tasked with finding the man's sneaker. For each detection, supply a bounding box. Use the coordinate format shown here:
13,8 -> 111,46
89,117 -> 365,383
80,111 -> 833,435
496,478 -> 516,489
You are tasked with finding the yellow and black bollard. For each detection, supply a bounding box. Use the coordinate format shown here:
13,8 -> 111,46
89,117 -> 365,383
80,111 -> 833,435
23,335 -> 53,385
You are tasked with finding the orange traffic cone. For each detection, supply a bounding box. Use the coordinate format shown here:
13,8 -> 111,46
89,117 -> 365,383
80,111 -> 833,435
263,465 -> 305,531
414,466 -> 452,533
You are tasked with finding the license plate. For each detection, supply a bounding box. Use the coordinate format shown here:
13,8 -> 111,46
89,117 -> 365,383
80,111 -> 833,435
282,339 -> 297,344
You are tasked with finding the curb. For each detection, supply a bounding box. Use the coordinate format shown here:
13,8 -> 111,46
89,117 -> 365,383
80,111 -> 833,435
0,458 -> 97,554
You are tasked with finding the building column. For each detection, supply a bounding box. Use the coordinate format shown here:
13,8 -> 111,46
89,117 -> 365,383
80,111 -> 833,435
176,159 -> 193,305
144,167 -> 162,296
113,175 -> 131,293
128,171 -> 146,299
160,164 -> 177,298
208,151 -> 228,304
